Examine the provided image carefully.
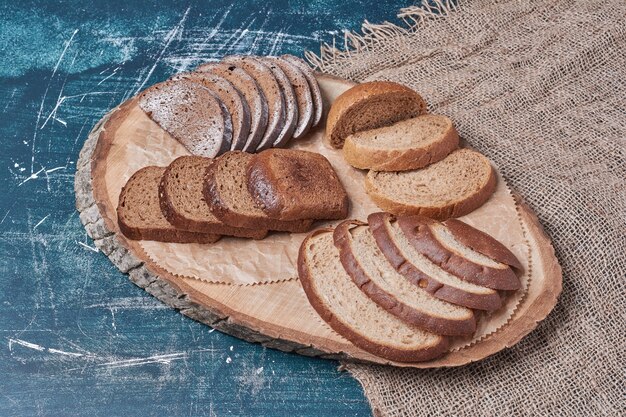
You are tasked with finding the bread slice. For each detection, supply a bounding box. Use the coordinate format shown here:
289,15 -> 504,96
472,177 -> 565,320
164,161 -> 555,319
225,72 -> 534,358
368,212 -> 502,310
260,57 -> 298,148
343,114 -> 459,171
397,216 -> 520,291
203,151 -> 313,232
171,71 -> 251,151
117,166 -> 220,243
158,156 -> 267,239
333,221 -> 476,336
281,55 -> 323,127
265,56 -> 314,139
247,149 -> 349,221
139,79 -> 232,158
196,62 -> 268,153
365,149 -> 497,220
325,81 -> 427,149
298,229 -> 449,362
222,56 -> 285,152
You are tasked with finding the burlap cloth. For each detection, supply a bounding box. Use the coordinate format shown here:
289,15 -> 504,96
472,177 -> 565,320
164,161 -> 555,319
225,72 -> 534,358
307,0 -> 626,415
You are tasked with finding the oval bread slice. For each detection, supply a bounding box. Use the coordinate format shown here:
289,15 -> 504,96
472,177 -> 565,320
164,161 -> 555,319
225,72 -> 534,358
298,229 -> 449,363
368,212 -> 502,310
333,220 -> 476,336
365,148 -> 497,220
281,55 -> 323,127
343,114 -> 459,171
260,58 -> 298,148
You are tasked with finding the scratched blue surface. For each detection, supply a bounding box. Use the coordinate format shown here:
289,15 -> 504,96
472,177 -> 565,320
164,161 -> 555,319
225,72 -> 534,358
0,1 -> 411,416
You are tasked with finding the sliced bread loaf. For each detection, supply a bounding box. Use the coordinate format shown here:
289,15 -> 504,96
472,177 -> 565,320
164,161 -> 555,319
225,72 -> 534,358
159,156 -> 267,239
203,151 -> 313,232
398,216 -> 520,291
333,220 -> 476,336
139,79 -> 232,158
298,229 -> 449,362
280,55 -> 323,127
368,212 -> 502,310
325,81 -> 427,149
365,148 -> 497,220
343,114 -> 459,171
117,166 -> 220,243
260,58 -> 298,148
247,149 -> 349,221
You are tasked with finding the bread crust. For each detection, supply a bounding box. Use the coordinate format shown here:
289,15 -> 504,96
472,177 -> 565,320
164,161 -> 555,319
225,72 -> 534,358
368,212 -> 502,310
280,55 -> 323,127
333,220 -> 476,336
397,216 -> 520,291
297,229 -> 449,362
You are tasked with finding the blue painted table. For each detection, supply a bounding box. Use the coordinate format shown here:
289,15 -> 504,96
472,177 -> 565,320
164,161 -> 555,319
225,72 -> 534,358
0,1 -> 409,415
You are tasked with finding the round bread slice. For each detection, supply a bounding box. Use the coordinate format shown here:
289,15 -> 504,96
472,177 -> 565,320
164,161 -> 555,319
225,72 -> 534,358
298,229 -> 449,363
365,148 -> 497,220
266,56 -> 314,139
171,71 -> 251,151
333,220 -> 476,337
325,81 -> 427,149
222,56 -> 285,152
368,212 -> 502,310
281,55 -> 323,127
196,62 -> 268,153
397,216 -> 520,291
139,79 -> 232,158
343,114 -> 460,171
260,58 -> 298,148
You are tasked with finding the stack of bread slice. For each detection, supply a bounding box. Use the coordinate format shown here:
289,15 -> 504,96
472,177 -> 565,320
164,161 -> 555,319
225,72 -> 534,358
298,212 -> 521,363
138,55 -> 323,158
117,149 -> 349,243
326,81 -> 497,220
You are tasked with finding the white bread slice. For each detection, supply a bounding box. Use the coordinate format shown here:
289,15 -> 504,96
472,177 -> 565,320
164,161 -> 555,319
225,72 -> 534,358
368,212 -> 502,310
397,216 -> 520,291
333,220 -> 476,336
343,114 -> 459,171
298,229 -> 449,363
365,148 -> 496,220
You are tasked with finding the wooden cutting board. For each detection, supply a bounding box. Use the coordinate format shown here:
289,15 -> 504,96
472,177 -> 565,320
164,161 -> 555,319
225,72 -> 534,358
75,74 -> 562,368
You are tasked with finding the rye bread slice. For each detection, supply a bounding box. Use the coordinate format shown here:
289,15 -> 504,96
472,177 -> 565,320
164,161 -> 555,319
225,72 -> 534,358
247,149 -> 349,221
196,62 -> 268,152
281,55 -> 323,127
368,212 -> 502,310
138,79 -> 232,158
117,166 -> 220,243
397,216 -> 520,291
260,57 -> 298,148
343,114 -> 460,171
222,56 -> 285,152
265,56 -> 314,139
298,229 -> 449,362
159,156 -> 267,239
171,71 -> 251,151
325,81 -> 427,149
333,220 -> 476,336
203,151 -> 313,232
365,148 -> 497,220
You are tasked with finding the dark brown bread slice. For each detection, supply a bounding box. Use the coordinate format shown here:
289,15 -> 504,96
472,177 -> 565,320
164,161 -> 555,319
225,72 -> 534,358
159,156 -> 267,239
333,220 -> 476,336
203,151 -> 313,232
397,216 -> 521,291
298,229 -> 449,362
281,55 -> 323,127
247,149 -> 349,221
368,212 -> 502,311
171,71 -> 251,151
260,57 -> 298,148
196,62 -> 268,152
117,166 -> 220,243
138,79 -> 232,157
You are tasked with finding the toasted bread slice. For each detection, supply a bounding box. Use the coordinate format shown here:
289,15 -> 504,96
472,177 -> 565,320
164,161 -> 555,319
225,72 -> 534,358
159,156 -> 267,239
333,221 -> 476,336
343,114 -> 459,171
298,229 -> 449,362
117,166 -> 220,243
281,55 -> 323,127
368,212 -> 502,310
